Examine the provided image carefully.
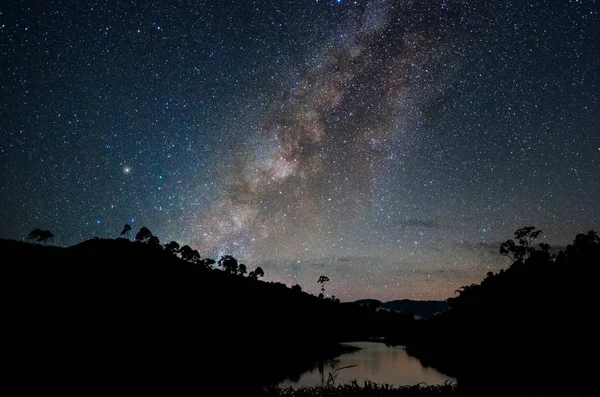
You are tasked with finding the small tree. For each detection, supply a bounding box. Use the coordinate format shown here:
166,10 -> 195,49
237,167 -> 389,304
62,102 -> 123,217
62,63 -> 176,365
218,255 -> 238,274
202,258 -> 216,269
26,228 -> 54,245
248,266 -> 264,280
238,263 -> 247,276
120,224 -> 132,239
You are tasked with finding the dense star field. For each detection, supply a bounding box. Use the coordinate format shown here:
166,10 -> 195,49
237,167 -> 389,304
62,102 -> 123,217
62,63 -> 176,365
1,1 -> 598,300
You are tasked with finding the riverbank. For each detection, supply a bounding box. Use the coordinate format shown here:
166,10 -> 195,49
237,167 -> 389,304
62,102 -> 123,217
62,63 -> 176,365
277,341 -> 454,389
261,381 -> 584,396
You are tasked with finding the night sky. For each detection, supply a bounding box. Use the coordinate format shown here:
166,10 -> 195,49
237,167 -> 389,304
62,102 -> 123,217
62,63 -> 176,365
1,0 -> 598,301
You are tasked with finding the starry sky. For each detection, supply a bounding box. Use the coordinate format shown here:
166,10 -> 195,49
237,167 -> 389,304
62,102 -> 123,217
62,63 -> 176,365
1,0 -> 598,301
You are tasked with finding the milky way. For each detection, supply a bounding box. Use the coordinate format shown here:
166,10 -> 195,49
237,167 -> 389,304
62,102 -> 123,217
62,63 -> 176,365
1,1 -> 598,300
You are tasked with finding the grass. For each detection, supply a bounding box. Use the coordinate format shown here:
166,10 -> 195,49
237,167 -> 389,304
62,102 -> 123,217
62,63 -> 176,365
260,380 -> 459,397
259,379 -> 586,397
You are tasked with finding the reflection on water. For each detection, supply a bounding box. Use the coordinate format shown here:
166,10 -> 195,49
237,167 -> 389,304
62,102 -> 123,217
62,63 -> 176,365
277,341 -> 455,388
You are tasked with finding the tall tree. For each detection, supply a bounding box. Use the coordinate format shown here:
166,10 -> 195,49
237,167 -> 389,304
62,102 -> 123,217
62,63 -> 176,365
317,275 -> 330,297
500,226 -> 542,262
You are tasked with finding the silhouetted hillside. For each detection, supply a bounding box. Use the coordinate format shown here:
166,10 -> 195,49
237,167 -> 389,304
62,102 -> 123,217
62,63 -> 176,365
353,299 -> 383,308
401,228 -> 598,396
6,227 -> 595,395
383,300 -> 448,318
354,299 -> 448,318
3,237 -> 414,393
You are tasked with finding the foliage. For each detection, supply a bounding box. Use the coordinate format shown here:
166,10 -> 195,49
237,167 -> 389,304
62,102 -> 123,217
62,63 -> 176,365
406,226 -> 598,395
201,257 -> 216,269
135,226 -> 153,243
164,241 -> 180,255
499,226 -> 542,262
318,275 -> 330,297
238,263 -> 247,276
317,276 -> 330,284
179,245 -> 200,262
218,255 -> 238,274
120,224 -> 132,238
26,228 -> 54,244
249,266 -> 265,280
148,235 -> 161,249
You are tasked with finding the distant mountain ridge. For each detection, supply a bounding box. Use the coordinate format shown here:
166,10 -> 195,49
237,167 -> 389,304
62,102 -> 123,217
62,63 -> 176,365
353,299 -> 449,318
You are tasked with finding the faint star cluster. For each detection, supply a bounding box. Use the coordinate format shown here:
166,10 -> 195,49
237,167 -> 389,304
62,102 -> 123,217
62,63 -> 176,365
1,0 -> 598,300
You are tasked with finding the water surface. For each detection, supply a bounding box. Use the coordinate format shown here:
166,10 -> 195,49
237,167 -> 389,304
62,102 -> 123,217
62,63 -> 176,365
278,341 -> 455,388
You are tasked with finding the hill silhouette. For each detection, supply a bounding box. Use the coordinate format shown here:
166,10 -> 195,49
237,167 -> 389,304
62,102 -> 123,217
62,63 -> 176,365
354,299 -> 449,318
400,228 -> 598,396
3,236 -> 414,393
4,226 -> 596,395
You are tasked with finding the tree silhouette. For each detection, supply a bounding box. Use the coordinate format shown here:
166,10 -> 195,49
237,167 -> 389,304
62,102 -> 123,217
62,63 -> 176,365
562,230 -> 599,265
573,230 -> 600,248
120,224 -> 132,239
317,275 -> 330,297
179,245 -> 198,262
135,227 -> 153,243
164,241 -> 180,256
202,258 -> 216,269
291,284 -> 302,293
248,266 -> 264,280
329,295 -> 340,304
148,235 -> 161,250
218,255 -> 238,274
238,263 -> 247,276
26,228 -> 54,245
500,226 -> 542,262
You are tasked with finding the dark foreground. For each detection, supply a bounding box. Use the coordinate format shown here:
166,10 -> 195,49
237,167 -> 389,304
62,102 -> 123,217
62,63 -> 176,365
261,382 -> 584,397
2,237 -> 410,393
4,227 -> 597,396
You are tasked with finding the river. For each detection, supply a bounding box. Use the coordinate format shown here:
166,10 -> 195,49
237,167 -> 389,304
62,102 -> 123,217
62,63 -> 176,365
277,341 -> 455,388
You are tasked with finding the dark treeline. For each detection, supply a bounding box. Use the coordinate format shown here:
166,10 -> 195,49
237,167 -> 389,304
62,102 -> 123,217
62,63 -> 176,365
397,227 -> 598,396
3,229 -> 413,393
4,225 -> 597,395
